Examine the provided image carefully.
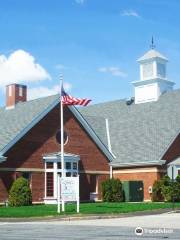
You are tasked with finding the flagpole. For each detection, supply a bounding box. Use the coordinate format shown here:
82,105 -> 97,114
60,75 -> 65,212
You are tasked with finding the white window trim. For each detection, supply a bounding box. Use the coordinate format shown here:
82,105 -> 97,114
44,159 -> 79,202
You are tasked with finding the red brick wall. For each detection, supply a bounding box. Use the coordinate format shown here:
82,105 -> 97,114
0,104 -> 109,203
113,169 -> 162,201
31,173 -> 45,202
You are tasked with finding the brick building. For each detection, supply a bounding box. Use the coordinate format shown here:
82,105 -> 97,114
0,47 -> 180,203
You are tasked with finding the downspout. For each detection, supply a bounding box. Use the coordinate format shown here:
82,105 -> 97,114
105,118 -> 113,179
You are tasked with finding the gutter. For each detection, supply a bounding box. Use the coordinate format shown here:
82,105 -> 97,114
110,160 -> 166,168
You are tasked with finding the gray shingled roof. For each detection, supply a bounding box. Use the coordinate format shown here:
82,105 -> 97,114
79,89 -> 180,165
0,94 -> 59,153
0,90 -> 180,166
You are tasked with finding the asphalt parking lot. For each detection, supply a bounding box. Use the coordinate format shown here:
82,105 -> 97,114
0,212 -> 179,240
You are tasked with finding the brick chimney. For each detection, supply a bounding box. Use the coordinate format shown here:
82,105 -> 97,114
6,84 -> 27,109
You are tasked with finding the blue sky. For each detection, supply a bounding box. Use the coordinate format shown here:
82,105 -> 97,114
0,0 -> 180,106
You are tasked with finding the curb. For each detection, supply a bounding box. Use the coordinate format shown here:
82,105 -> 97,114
0,208 -> 179,223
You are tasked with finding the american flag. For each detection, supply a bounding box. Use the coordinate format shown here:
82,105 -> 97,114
61,87 -> 91,106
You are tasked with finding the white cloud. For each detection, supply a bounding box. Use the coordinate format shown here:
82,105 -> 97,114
75,0 -> 86,4
121,10 -> 140,18
28,82 -> 72,100
98,66 -> 127,78
0,49 -> 51,88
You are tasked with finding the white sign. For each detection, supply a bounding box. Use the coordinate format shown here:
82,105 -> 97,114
60,177 -> 79,202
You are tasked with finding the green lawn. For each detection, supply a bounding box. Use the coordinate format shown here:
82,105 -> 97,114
0,202 -> 179,218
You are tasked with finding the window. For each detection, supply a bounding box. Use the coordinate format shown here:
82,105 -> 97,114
46,172 -> 54,197
157,63 -> 166,78
66,172 -> 71,177
143,62 -> 153,79
19,87 -> 23,97
46,162 -> 53,169
73,162 -> 77,170
66,162 -> 71,170
72,172 -> 77,177
56,130 -> 68,145
57,162 -> 61,169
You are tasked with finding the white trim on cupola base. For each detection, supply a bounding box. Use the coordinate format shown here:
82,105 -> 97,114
132,78 -> 175,104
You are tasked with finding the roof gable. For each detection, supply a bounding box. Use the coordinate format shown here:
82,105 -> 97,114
0,95 -> 114,162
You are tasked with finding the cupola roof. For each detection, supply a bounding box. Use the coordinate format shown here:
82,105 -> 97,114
137,49 -> 168,62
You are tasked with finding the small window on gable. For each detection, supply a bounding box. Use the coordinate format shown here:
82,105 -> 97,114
19,87 -> 23,97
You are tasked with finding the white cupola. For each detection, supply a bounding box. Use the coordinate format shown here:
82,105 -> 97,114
132,41 -> 175,104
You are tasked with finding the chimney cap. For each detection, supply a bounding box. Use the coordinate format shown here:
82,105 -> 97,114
6,83 -> 27,88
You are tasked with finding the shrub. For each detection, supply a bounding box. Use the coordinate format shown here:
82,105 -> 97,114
151,180 -> 164,202
152,174 -> 180,202
101,178 -> 124,202
9,177 -> 32,207
173,175 -> 180,202
161,175 -> 172,202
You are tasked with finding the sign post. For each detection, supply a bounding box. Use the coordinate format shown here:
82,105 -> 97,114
57,176 -> 79,213
57,174 -> 61,213
167,165 -> 176,211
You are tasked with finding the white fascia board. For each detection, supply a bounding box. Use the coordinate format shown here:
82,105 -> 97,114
69,105 -> 114,162
0,98 -> 60,156
110,160 -> 166,168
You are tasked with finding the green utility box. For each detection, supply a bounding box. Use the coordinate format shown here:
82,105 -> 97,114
122,181 -> 144,202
